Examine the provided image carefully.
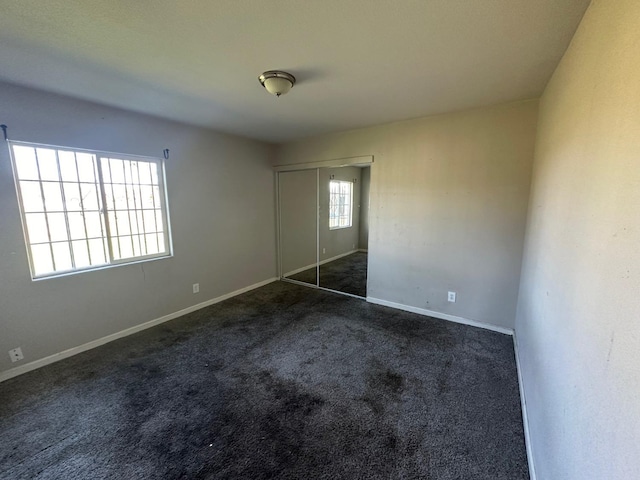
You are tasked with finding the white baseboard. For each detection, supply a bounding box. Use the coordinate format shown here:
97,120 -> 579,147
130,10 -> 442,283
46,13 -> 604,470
0,277 -> 278,383
358,249 -> 368,253
283,262 -> 317,278
283,249 -> 358,277
365,296 -> 514,335
513,333 -> 537,480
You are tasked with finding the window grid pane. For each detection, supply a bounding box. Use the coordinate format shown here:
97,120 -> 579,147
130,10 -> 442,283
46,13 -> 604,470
329,180 -> 353,229
71,151 -> 95,266
10,142 -> 171,278
33,148 -> 57,271
130,160 -> 146,256
104,159 -> 122,259
148,173 -> 160,252
102,157 -> 169,263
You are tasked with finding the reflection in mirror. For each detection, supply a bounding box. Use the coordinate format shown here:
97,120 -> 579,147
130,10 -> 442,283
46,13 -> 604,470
279,169 -> 318,286
318,165 -> 370,297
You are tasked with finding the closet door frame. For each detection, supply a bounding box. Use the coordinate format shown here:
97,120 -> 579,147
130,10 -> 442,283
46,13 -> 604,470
274,155 -> 373,294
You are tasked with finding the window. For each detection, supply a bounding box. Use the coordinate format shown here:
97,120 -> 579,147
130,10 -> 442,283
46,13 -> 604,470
329,180 -> 353,229
9,141 -> 172,279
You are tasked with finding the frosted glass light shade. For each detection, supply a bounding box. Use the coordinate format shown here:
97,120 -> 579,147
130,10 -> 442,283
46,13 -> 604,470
259,71 -> 296,97
263,77 -> 292,96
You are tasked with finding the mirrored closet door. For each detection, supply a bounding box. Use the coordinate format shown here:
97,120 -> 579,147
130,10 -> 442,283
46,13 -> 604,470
279,169 -> 318,286
317,166 -> 369,297
277,159 -> 371,298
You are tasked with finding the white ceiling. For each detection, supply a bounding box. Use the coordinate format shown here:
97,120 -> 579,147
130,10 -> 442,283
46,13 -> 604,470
0,0 -> 590,143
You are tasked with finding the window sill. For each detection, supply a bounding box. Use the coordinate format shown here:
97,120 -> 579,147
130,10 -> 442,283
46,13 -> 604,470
31,253 -> 173,281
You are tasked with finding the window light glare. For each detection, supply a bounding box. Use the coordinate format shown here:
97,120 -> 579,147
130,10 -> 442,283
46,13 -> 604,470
329,180 -> 353,230
9,142 -> 172,279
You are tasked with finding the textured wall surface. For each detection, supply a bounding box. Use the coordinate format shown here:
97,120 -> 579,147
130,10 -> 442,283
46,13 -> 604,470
0,82 -> 277,375
277,100 -> 538,330
515,0 -> 640,477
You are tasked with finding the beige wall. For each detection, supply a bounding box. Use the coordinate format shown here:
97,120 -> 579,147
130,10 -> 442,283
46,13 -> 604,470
277,100 -> 538,330
515,0 -> 640,478
0,82 -> 277,376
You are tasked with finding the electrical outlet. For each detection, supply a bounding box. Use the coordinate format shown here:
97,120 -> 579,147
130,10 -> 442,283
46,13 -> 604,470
9,347 -> 23,363
322,248 -> 326,254
193,283 -> 200,294
447,291 -> 457,303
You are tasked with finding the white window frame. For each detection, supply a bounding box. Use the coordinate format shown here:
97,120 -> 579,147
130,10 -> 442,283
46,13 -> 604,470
8,140 -> 173,280
329,180 -> 353,230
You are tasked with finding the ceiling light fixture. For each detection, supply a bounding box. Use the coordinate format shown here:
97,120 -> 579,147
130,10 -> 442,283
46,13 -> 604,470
259,70 -> 296,97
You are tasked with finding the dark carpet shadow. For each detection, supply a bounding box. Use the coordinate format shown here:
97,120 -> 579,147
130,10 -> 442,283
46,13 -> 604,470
0,281 -> 528,479
288,251 -> 367,297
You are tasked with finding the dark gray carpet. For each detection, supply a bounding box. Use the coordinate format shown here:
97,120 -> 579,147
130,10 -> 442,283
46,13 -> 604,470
288,251 -> 368,297
0,281 -> 529,479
